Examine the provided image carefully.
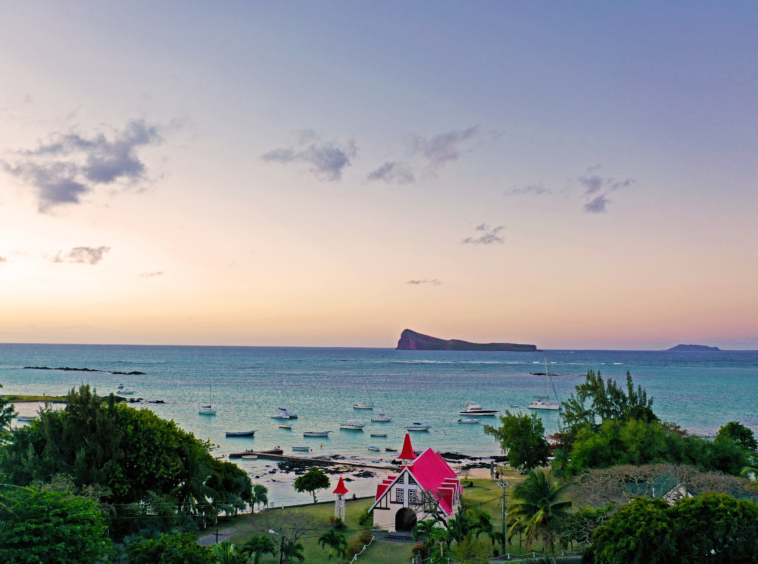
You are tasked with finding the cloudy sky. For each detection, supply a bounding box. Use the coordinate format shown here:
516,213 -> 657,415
1,2 -> 756,349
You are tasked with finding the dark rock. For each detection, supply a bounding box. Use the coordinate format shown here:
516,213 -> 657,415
111,370 -> 147,375
396,329 -> 536,352
667,344 -> 721,352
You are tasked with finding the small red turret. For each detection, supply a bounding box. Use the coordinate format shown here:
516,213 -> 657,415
399,433 -> 415,463
333,476 -> 349,496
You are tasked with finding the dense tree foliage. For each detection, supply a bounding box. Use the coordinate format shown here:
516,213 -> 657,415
0,488 -> 111,564
0,383 -> 16,443
126,533 -> 214,564
567,419 -> 751,476
483,411 -> 551,470
716,421 -> 758,451
0,385 -> 252,514
589,493 -> 758,563
293,466 -> 330,502
561,371 -> 657,438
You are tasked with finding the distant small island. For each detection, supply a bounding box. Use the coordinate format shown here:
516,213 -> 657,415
396,329 -> 536,352
667,344 -> 721,352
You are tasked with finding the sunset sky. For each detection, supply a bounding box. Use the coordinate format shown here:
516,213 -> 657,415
1,2 -> 756,349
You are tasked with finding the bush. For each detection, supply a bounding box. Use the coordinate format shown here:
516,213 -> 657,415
127,533 -> 214,564
329,516 -> 347,529
345,529 -> 373,559
357,507 -> 373,526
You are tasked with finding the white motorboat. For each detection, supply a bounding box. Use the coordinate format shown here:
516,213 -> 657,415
458,418 -> 480,424
340,420 -> 365,430
459,403 -> 498,416
371,414 -> 392,422
353,383 -> 375,410
370,432 -> 387,437
226,430 -> 257,437
117,389 -> 135,396
292,446 -> 310,452
407,423 -> 430,432
270,407 -> 298,419
528,359 -> 562,411
303,431 -> 331,437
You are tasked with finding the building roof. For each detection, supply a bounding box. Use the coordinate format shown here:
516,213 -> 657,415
333,476 -> 348,495
369,446 -> 461,516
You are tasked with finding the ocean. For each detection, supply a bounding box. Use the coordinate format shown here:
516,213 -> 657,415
2,344 -> 757,505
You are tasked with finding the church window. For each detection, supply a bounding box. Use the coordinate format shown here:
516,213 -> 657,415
408,489 -> 417,504
396,487 -> 404,504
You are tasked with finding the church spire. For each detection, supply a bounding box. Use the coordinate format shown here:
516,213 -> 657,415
399,432 -> 415,465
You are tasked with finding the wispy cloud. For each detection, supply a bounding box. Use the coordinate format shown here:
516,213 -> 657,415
50,246 -> 111,265
0,256 -> 7,265
2,120 -> 165,212
578,166 -> 635,213
366,161 -> 415,184
261,129 -> 357,181
409,126 -> 482,169
138,271 -> 164,278
462,225 -> 504,245
407,279 -> 442,286
506,182 -> 551,196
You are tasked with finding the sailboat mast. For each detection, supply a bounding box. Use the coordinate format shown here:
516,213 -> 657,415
545,358 -> 550,399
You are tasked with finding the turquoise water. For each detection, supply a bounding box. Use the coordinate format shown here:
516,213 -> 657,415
2,344 -> 757,504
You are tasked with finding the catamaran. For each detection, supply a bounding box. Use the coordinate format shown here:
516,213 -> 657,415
528,359 -> 562,411
353,383 -> 375,410
199,381 -> 216,415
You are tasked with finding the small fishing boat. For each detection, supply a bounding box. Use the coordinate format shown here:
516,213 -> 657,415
407,423 -> 430,432
270,407 -> 297,419
340,420 -> 365,430
371,414 -> 392,422
279,424 -> 292,429
385,447 -> 398,452
17,415 -> 38,421
303,431 -> 331,437
117,389 -> 135,396
368,446 -> 381,452
458,418 -> 480,424
292,446 -> 310,452
117,384 -> 124,389
225,430 -> 257,437
511,404 -> 519,408
260,447 -> 283,455
370,432 -> 387,437
241,455 -> 258,460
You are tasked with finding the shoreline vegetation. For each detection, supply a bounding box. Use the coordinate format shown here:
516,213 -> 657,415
1,372 -> 757,563
4,394 -> 69,403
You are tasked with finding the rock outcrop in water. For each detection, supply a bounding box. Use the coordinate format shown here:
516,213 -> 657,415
396,329 -> 536,352
667,344 -> 721,352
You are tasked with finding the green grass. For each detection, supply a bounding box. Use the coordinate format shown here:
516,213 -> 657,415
4,395 -> 66,403
215,498 -> 413,564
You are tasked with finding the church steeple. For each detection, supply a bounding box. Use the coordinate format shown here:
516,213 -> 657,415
399,433 -> 415,466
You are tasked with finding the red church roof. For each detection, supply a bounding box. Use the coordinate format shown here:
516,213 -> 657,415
333,476 -> 349,495
370,447 -> 461,516
399,433 -> 415,460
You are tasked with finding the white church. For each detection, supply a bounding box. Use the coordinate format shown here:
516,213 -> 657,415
369,433 -> 462,532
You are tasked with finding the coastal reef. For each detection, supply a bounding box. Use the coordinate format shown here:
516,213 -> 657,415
23,366 -> 146,375
396,328 -> 536,352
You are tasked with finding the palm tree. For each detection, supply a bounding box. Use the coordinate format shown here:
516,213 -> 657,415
211,541 -> 239,564
282,539 -> 305,564
170,444 -> 217,518
507,469 -> 572,553
412,517 -> 441,542
241,535 -> 277,564
550,449 -> 570,480
318,529 -> 347,561
253,484 -> 268,511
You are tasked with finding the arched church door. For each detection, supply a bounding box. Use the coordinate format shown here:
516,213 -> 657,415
395,507 -> 417,532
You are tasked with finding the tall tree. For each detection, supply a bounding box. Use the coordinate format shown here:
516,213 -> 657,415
293,467 -> 330,503
483,411 -> 551,471
561,371 -> 656,438
507,469 -> 572,553
171,444 -> 217,516
716,421 -> 758,451
0,382 -> 16,443
242,535 -> 277,564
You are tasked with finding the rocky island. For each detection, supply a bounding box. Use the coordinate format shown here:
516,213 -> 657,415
667,344 -> 721,352
396,329 -> 536,352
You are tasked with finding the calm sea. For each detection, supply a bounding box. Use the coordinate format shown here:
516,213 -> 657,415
2,345 -> 757,504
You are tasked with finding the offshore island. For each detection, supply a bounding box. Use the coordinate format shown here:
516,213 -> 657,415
396,328 -> 537,351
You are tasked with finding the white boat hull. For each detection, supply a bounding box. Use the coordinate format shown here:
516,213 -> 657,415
303,431 -> 330,437
528,401 -> 561,411
199,410 -> 216,416
407,426 -> 430,431
458,419 -> 480,424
